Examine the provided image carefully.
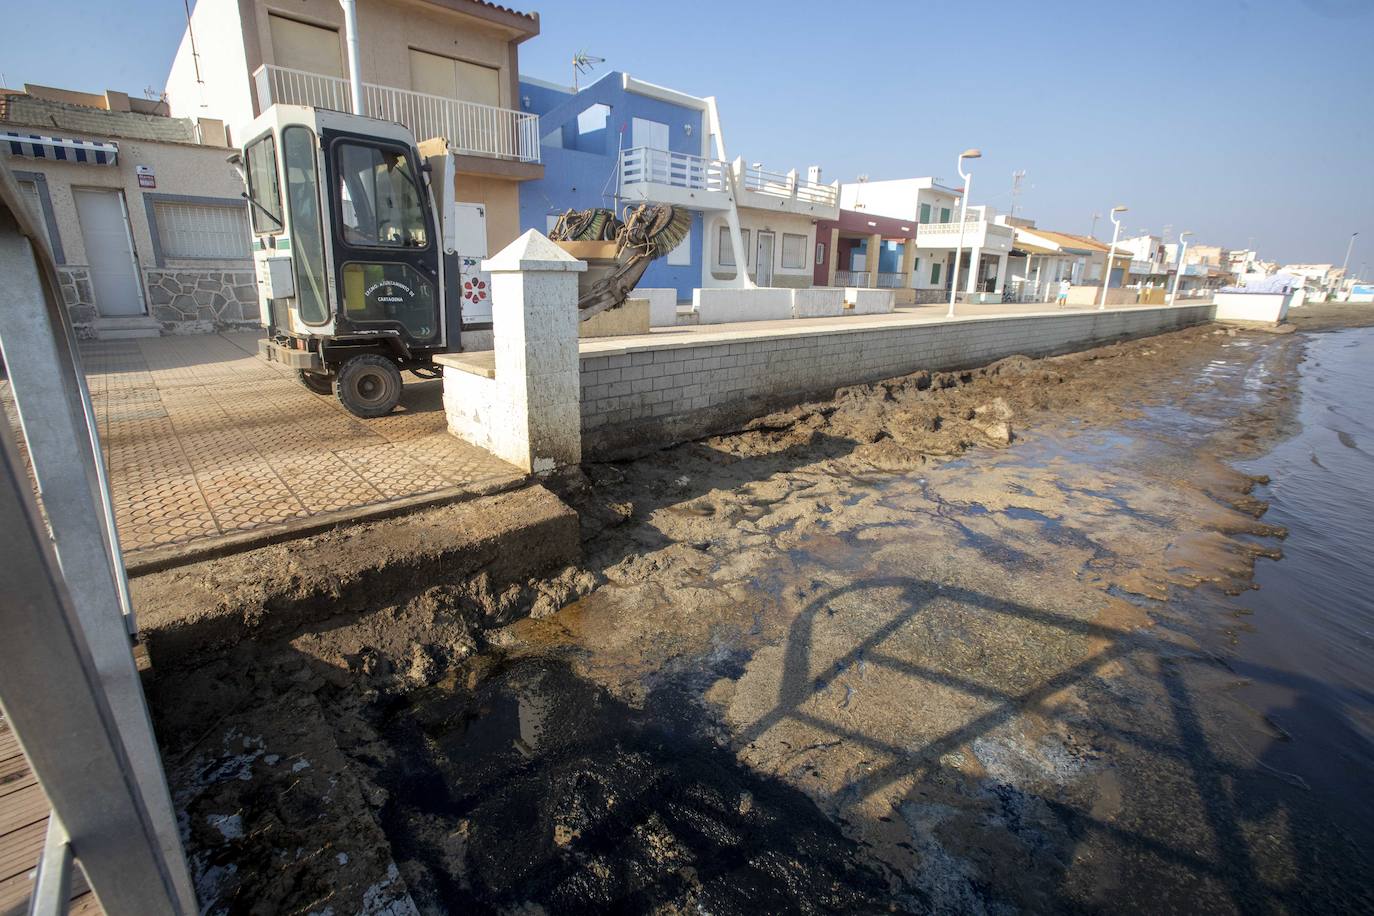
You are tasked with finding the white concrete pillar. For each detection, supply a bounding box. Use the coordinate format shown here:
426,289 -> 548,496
965,245 -> 982,294
865,233 -> 882,286
484,230 -> 586,472
993,252 -> 1009,294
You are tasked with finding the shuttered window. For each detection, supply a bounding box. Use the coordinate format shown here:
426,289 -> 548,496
154,202 -> 251,259
269,14 -> 344,77
781,233 -> 806,269
409,49 -> 501,106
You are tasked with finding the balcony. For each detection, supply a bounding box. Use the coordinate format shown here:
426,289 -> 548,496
734,161 -> 839,217
618,146 -> 733,210
254,64 -> 540,163
914,218 -> 1014,253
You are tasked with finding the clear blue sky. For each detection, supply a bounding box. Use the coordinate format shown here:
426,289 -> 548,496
3,0 -> 1370,269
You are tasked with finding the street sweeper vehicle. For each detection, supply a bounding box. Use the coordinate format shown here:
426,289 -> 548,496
235,103 -> 689,418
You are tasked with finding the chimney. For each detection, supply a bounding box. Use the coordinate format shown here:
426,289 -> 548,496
806,165 -> 822,185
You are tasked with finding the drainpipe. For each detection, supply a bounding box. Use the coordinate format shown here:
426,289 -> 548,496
704,96 -> 754,289
339,0 -> 364,115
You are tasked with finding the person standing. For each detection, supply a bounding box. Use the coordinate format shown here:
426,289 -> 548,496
1057,278 -> 1071,308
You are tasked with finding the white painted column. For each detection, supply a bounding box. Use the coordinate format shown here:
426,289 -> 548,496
965,245 -> 982,294
484,230 -> 586,472
993,252 -> 1009,295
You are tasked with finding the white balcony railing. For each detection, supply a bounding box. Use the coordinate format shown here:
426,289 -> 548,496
619,146 -> 729,192
834,270 -> 909,289
916,220 -> 984,240
834,270 -> 870,286
738,162 -> 838,208
254,64 -> 540,163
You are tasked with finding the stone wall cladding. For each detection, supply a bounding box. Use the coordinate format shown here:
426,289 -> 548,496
913,289 -> 946,305
57,267 -> 97,331
580,304 -> 1216,458
145,269 -> 260,333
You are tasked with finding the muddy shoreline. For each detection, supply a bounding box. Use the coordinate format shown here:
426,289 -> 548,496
146,310 -> 1373,914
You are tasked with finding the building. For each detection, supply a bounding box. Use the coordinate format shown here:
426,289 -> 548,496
839,178 -> 1016,301
164,0 -> 544,277
1279,263 -> 1345,301
812,210 -> 925,302
518,70 -> 838,298
1116,233 -> 1170,289
2,84 -> 255,338
1167,242 -> 1235,296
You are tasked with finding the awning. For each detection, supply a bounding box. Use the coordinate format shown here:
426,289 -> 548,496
2,131 -> 118,165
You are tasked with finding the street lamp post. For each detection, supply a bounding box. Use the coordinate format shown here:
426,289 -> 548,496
1342,231 -> 1359,274
1169,230 -> 1193,304
948,148 -> 982,318
1099,205 -> 1127,310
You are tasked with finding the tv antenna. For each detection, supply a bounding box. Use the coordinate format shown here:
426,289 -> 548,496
572,51 -> 604,92
1010,169 -> 1026,217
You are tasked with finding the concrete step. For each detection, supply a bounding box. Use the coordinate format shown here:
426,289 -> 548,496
94,316 -> 161,340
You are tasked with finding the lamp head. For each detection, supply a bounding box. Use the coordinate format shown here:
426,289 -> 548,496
960,148 -> 982,160
1180,230 -> 1193,239
1111,205 -> 1128,214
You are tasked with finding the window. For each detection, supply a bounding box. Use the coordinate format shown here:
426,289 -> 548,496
409,48 -> 501,106
269,14 -> 343,77
153,202 -> 250,259
930,261 -> 942,284
244,134 -> 282,234
939,207 -> 951,223
781,233 -> 806,269
919,203 -> 931,223
631,117 -> 669,151
815,242 -> 825,266
667,225 -> 691,266
16,179 -> 53,252
282,126 -> 328,324
334,142 -> 429,249
717,225 -> 749,266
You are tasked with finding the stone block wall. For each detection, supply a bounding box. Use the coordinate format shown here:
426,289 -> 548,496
54,266 -> 259,336
580,304 -> 1215,458
145,269 -> 259,333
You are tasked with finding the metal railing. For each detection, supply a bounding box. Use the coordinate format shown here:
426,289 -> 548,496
834,270 -> 870,286
875,271 -> 909,288
619,146 -> 728,193
254,64 -> 540,163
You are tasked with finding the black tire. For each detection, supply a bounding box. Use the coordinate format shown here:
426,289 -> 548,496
334,354 -> 403,418
296,369 -> 334,395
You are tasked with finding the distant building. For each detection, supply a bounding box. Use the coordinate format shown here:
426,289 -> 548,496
1280,263 -> 1346,300
1,84 -> 254,338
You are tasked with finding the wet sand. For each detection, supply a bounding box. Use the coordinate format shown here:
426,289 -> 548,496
147,312 -> 1373,914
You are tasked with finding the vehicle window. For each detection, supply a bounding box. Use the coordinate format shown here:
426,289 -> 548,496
245,134 -> 282,234
282,126 -> 328,324
334,142 -> 428,249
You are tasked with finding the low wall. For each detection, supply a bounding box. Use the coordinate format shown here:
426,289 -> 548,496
1213,291 -> 1292,325
580,304 -> 1215,458
845,288 -> 895,315
792,287 -> 845,318
638,287 -> 679,327
57,265 -> 259,336
1066,285 -> 1135,307
693,287 -> 794,323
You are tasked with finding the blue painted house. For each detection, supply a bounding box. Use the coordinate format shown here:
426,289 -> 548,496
516,72 -> 709,300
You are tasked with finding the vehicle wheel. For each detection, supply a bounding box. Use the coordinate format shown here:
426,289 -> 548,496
334,354 -> 403,418
296,369 -> 334,395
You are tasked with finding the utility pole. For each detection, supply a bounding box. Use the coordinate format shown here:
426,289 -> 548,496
1089,211 -> 1101,239
1010,170 -> 1026,218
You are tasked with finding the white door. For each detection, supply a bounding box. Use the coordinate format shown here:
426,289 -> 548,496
755,231 -> 775,286
632,118 -> 670,183
74,189 -> 146,317
454,203 -> 492,325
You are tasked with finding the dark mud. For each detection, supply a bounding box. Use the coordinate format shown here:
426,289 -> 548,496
147,319 -> 1373,914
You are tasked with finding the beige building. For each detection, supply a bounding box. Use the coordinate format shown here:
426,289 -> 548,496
164,0 -> 544,256
1,85 -> 256,337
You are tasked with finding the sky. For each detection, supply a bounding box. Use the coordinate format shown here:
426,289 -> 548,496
2,0 -> 1371,269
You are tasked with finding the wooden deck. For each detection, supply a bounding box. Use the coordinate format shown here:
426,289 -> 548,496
0,719 -> 100,916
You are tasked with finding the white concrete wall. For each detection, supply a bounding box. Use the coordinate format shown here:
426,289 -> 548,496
844,288 -> 895,314
1213,291 -> 1292,324
693,287 -> 793,323
164,0 -> 255,143
638,287 -> 679,327
792,287 -> 844,318
580,304 -> 1217,457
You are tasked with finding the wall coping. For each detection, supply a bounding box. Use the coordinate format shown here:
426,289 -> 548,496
577,303 -> 1216,360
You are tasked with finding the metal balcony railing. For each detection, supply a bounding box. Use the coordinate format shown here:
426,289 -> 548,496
738,162 -> 838,207
254,65 -> 540,163
834,270 -> 869,286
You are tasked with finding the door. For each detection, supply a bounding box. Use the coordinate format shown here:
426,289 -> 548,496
325,131 -> 442,347
74,189 -> 145,317
755,231 -> 775,286
632,118 -> 670,183
454,203 -> 491,326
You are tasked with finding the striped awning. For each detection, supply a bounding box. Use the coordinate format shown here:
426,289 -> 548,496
1,131 -> 118,165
